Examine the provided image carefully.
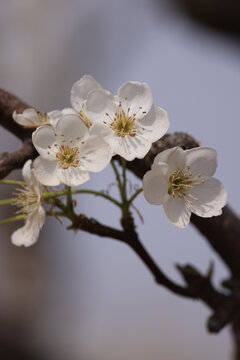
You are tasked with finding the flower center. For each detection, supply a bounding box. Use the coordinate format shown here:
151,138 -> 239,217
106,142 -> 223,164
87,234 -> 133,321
36,110 -> 50,125
168,166 -> 204,203
56,144 -> 80,170
15,186 -> 39,216
110,109 -> 136,138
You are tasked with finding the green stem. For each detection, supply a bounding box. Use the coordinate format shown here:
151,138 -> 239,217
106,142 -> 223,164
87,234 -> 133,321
0,198 -> 18,206
128,188 -> 143,206
111,159 -> 123,199
120,157 -> 130,216
121,157 -> 127,202
66,186 -> 73,214
47,197 -> 66,212
43,189 -> 121,208
0,214 -> 25,226
46,211 -> 66,217
0,180 -> 26,186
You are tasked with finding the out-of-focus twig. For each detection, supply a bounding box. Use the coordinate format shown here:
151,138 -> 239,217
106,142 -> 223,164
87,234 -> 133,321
0,88 -> 30,141
0,140 -> 37,179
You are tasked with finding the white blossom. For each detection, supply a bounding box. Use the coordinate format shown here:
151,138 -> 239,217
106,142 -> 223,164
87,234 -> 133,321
11,160 -> 45,247
143,146 -> 227,228
83,81 -> 169,161
13,108 -> 73,128
32,113 -> 112,186
70,75 -> 102,128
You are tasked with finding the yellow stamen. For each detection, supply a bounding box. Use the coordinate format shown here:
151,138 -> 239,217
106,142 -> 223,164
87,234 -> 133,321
56,144 -> 80,170
14,186 -> 39,216
110,110 -> 137,138
168,167 -> 203,202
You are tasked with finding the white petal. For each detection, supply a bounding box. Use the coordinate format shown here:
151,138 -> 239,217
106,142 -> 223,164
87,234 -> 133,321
89,123 -> 118,157
32,177 -> 43,198
22,159 -> 32,185
11,207 -> 45,247
90,123 -> 114,146
23,108 -> 41,122
79,135 -> 112,172
13,108 -> 40,127
139,105 -> 169,142
32,126 -> 56,160
47,109 -> 63,127
57,167 -> 90,186
185,147 -> 217,177
62,107 -> 79,116
188,177 -> 228,217
152,147 -> 186,172
71,75 -> 102,112
56,114 -> 89,145
114,135 -> 151,161
84,89 -> 118,124
163,196 -> 191,228
13,111 -> 33,127
118,81 -> 153,118
33,157 -> 60,186
143,164 -> 169,205
48,108 -> 81,127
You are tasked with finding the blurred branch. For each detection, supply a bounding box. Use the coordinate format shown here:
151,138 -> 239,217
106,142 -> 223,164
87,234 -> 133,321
0,140 -> 37,179
0,88 -> 30,141
0,88 -> 36,179
173,0 -> 240,36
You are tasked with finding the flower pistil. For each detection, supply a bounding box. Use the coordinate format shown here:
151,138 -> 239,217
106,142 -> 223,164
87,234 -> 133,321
168,166 -> 205,203
56,144 -> 80,169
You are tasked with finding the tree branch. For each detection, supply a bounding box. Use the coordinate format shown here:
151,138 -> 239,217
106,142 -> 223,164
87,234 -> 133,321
0,140 -> 37,179
0,88 -> 31,141
69,212 -> 230,308
0,88 -> 240,336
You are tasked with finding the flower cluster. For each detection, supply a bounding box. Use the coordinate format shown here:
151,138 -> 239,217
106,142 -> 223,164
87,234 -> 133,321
11,75 -> 169,245
8,75 -> 227,246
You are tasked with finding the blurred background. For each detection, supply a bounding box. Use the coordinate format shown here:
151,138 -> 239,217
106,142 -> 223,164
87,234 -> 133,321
0,0 -> 240,359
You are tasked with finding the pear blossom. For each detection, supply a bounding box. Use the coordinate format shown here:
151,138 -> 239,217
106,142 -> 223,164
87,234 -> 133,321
143,146 -> 227,228
11,160 -> 45,247
13,108 -> 74,128
70,75 -> 102,127
83,81 -> 169,161
32,113 -> 112,186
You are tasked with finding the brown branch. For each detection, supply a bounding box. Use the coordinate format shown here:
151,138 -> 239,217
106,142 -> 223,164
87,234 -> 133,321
0,89 -> 35,179
0,140 -> 37,179
176,264 -> 240,333
69,213 -> 230,307
69,213 -> 198,298
68,214 -> 126,242
0,88 -> 31,141
176,264 -> 226,310
191,207 -> 240,278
